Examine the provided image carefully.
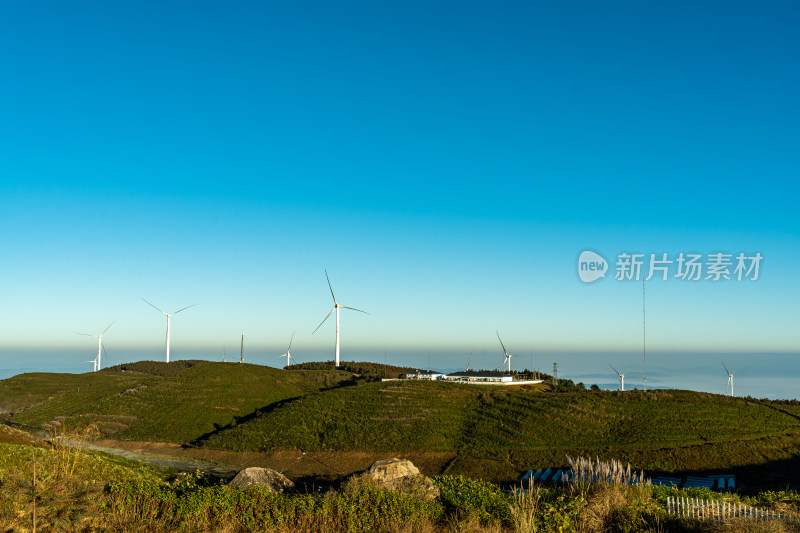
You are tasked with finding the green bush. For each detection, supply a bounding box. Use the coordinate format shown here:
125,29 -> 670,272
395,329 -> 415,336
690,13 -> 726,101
107,472 -> 444,532
434,474 -> 511,524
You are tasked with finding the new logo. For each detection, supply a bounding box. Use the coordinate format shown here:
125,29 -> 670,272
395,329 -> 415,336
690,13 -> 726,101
578,250 -> 608,283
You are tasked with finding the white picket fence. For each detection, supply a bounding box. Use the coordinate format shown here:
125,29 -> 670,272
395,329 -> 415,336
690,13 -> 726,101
666,496 -> 794,523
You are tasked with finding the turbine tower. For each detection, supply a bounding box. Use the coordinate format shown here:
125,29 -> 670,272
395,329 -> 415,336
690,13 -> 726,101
496,332 -> 517,373
610,365 -> 627,391
75,321 -> 114,371
313,270 -> 369,367
723,362 -> 735,397
142,299 -> 195,363
275,332 -> 297,368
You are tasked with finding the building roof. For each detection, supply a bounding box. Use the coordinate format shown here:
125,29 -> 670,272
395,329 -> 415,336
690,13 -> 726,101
447,370 -> 509,378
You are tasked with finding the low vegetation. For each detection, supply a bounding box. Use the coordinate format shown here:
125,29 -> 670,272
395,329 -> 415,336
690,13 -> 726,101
286,360 -> 417,380
3,434 -> 800,532
199,379 -> 800,482
4,362 -> 800,486
0,362 -> 352,444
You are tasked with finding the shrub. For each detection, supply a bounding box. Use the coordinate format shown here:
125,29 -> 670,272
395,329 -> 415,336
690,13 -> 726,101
434,475 -> 511,524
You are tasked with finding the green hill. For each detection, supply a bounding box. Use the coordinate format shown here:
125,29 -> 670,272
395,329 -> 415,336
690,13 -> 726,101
6,364 -> 800,483
0,362 -> 351,444
198,379 -> 800,478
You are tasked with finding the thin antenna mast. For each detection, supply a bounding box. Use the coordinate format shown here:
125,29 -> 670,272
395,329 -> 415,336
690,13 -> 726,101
643,277 -> 647,392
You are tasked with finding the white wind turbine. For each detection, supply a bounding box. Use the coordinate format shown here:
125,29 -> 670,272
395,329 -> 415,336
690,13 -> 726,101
313,270 -> 369,367
275,332 -> 297,368
610,365 -> 627,391
723,362 -> 735,397
84,358 -> 98,372
496,332 -> 518,373
142,299 -> 196,363
75,321 -> 114,371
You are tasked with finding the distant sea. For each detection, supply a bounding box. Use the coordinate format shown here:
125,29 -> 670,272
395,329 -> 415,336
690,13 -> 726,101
1,349 -> 797,401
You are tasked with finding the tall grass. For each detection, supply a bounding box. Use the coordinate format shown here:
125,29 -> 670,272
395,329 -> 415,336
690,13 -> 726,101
565,455 -> 646,486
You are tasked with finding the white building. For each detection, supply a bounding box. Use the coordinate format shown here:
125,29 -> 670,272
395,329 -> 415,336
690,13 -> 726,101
442,371 -> 514,384
401,369 -> 444,380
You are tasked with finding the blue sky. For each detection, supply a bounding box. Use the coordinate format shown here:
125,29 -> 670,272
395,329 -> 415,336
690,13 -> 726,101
1,1 -> 798,373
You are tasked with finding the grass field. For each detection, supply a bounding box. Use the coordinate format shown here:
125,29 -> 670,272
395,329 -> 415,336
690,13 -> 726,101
0,361 -> 351,444
198,380 -> 800,481
4,363 -> 800,485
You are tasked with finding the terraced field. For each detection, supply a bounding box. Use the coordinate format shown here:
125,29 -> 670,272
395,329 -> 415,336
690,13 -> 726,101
5,364 -> 800,483
197,380 -> 800,479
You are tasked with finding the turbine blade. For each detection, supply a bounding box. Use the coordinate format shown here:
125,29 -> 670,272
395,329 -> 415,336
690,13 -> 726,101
288,331 -> 295,351
74,332 -> 94,337
722,362 -> 730,375
340,305 -> 370,314
312,308 -> 335,334
142,298 -> 167,315
609,364 -> 621,376
172,304 -> 197,315
496,331 -> 508,355
325,270 -> 337,304
100,320 -> 116,335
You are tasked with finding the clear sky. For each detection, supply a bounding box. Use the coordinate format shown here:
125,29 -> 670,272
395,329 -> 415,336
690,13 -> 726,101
1,1 -> 798,371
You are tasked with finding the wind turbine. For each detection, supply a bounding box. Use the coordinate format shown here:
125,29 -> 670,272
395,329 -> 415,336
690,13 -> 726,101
496,332 -> 518,373
723,362 -> 735,397
84,358 -> 98,372
142,299 -> 196,363
610,365 -> 627,391
75,321 -> 114,371
312,270 -> 369,367
275,332 -> 297,368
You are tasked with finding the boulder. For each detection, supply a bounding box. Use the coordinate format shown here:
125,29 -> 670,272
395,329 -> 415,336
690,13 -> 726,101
366,458 -> 420,482
362,458 -> 440,500
228,467 -> 294,491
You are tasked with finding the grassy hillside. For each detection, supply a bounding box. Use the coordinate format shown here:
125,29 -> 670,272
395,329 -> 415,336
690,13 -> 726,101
199,380 -> 800,479
286,360 -> 417,380
0,362 -> 351,444
7,364 -> 800,484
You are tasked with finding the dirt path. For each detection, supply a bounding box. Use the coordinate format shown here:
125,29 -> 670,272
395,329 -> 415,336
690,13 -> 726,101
73,439 -> 238,474
78,439 -> 456,479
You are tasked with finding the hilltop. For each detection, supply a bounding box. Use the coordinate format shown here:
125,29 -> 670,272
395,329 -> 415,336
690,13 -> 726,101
0,361 -> 351,444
